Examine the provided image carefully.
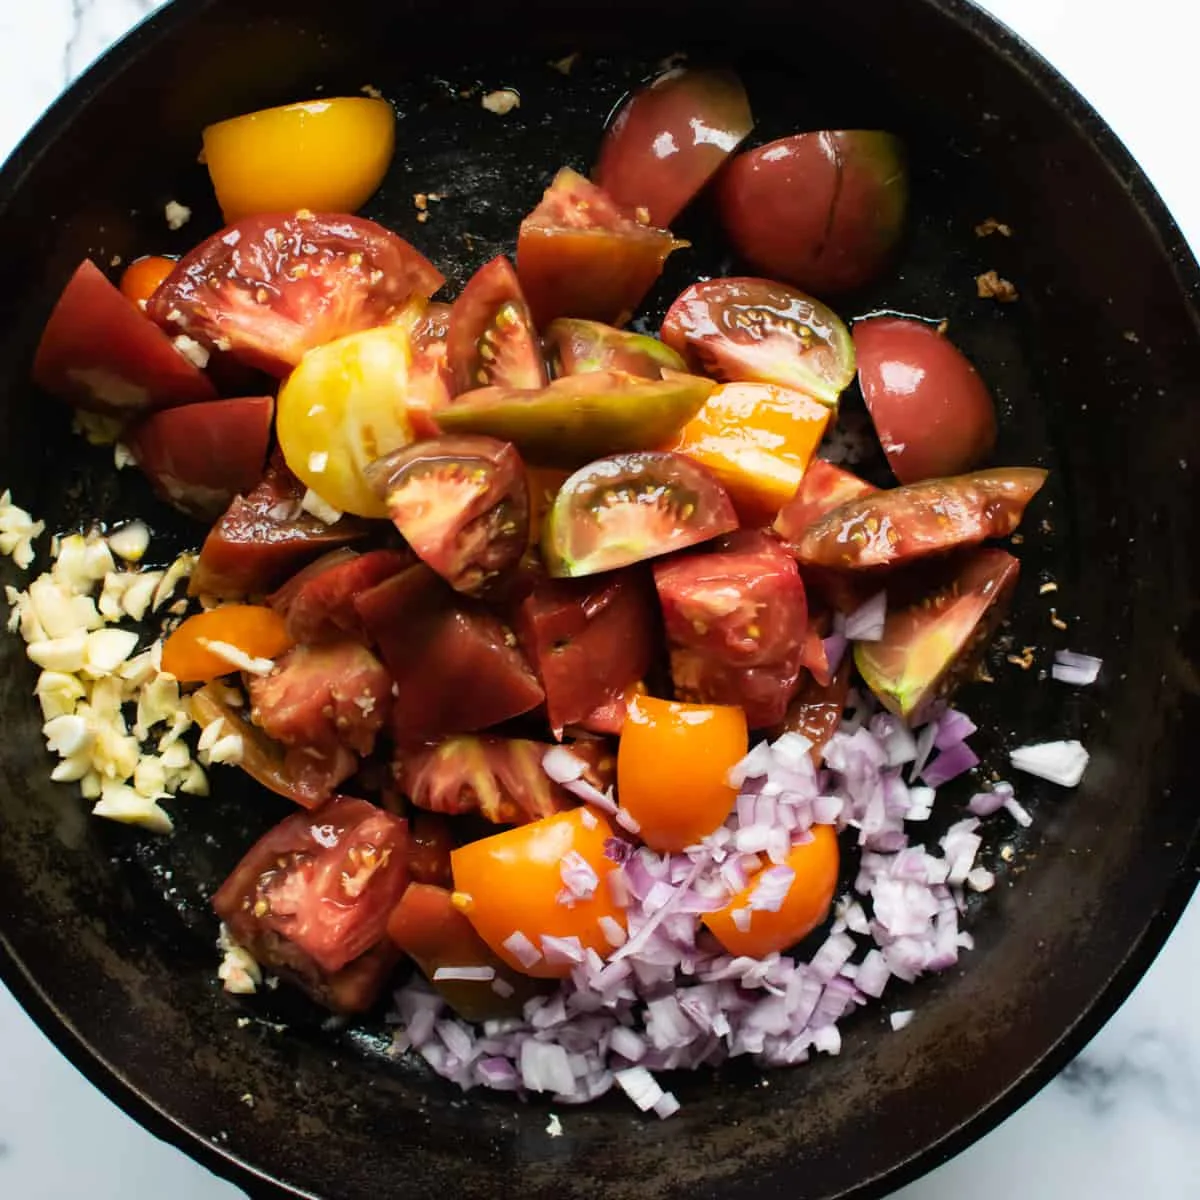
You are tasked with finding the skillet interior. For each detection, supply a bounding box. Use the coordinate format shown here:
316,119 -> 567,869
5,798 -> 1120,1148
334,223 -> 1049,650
0,0 -> 1198,1197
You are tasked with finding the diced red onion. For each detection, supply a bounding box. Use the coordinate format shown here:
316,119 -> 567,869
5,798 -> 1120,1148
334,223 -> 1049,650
491,978 -> 515,999
616,807 -> 642,835
822,633 -> 848,673
614,1066 -> 663,1111
653,1091 -> 681,1119
749,865 -> 795,913
543,745 -> 587,784
432,965 -> 496,982
1009,739 -> 1089,787
966,866 -> 995,892
889,1010 -> 914,1031
520,1041 -> 576,1094
934,708 -> 978,750
542,935 -> 586,966
906,786 -> 935,821
1051,649 -> 1102,686
502,930 -> 541,969
909,719 -> 939,782
844,590 -> 887,641
920,741 -> 979,788
968,789 -> 1007,817
1004,796 -> 1033,827
599,916 -> 627,948
560,850 -> 599,901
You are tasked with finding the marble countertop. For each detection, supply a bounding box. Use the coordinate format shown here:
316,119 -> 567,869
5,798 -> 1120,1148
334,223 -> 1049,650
0,1 -> 1197,1197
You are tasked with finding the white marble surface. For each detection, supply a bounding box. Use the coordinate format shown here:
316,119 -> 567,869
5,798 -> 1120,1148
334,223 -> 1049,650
0,0 -> 1197,1196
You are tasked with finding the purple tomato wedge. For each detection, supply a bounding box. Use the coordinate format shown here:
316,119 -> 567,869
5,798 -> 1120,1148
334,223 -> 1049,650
543,318 -> 685,379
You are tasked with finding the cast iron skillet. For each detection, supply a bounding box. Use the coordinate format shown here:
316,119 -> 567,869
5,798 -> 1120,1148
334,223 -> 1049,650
0,0 -> 1198,1196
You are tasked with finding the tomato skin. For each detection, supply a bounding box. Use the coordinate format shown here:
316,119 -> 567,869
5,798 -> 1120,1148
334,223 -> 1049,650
660,278 -> 855,408
148,211 -> 443,377
703,824 -> 839,957
595,68 -> 753,228
119,256 -> 176,307
451,808 -> 627,979
791,467 -> 1048,571
395,735 -> 572,825
162,604 -> 293,682
407,300 -> 455,437
668,382 -> 831,525
854,317 -> 998,484
717,131 -> 908,295
543,451 -> 738,578
515,570 -> 657,736
517,168 -> 685,328
34,260 -> 217,414
213,796 -> 409,1007
544,319 -> 686,379
203,97 -> 395,222
127,395 -> 273,519
770,657 -> 851,763
617,695 -> 747,852
368,435 -> 530,595
447,255 -> 547,394
405,813 -> 455,888
773,459 -> 877,545
856,548 -> 1019,720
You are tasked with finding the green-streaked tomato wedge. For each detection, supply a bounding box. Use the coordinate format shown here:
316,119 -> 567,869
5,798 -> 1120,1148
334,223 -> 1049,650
544,318 -> 687,379
435,371 -> 715,468
542,451 -> 738,577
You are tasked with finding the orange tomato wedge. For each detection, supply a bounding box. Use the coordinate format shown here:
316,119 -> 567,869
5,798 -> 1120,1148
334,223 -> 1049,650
703,824 -> 840,958
119,256 -> 176,308
450,808 -> 626,979
162,604 -> 294,682
669,382 -> 830,524
617,694 -> 747,852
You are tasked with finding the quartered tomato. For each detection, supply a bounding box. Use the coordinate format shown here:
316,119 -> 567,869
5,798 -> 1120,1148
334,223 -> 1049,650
447,255 -> 547,393
516,570 -> 657,736
119,256 -> 176,307
406,300 -> 455,437
395,735 -> 571,824
617,695 -> 747,852
595,68 -> 754,228
544,318 -> 686,379
213,796 -> 408,1010
148,211 -> 443,376
276,323 -> 421,517
717,131 -> 908,295
703,824 -> 839,957
367,435 -> 529,595
790,467 -> 1048,571
542,451 -> 738,578
668,382 -> 831,524
405,812 -> 455,888
854,317 -> 998,484
435,370 -> 715,468
516,168 -> 685,327
34,260 -> 217,414
202,97 -> 396,222
660,278 -> 855,408
451,808 -> 627,979
526,465 -> 571,549
773,459 -> 877,544
161,604 -> 293,682
856,548 -> 1019,720
127,394 -> 274,519
771,657 -> 851,763
190,454 -> 368,599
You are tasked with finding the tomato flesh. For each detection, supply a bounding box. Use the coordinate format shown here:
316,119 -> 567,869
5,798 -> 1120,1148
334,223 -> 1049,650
770,657 -> 851,763
595,68 -> 753,228
773,459 -> 877,544
660,278 -> 855,408
854,317 -> 998,484
543,451 -> 738,578
544,318 -> 686,379
34,260 -> 216,414
148,211 -> 443,376
516,168 -> 685,327
405,813 -> 455,889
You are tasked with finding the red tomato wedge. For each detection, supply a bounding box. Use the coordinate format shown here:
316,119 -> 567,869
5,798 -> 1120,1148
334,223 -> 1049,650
516,168 -> 686,327
447,255 -> 547,393
127,395 -> 273,519
595,68 -> 753,228
854,317 -> 998,484
773,459 -> 877,544
148,212 -> 444,376
771,656 -> 852,763
33,260 -> 217,414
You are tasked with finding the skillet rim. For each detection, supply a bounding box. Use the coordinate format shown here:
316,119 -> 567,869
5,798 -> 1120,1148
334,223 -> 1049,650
0,0 -> 1197,1196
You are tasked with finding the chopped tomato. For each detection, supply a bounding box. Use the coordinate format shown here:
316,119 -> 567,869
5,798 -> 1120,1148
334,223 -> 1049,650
773,459 -> 877,544
148,211 -> 443,376
395,735 -> 571,824
202,97 -> 395,222
595,68 -> 753,228
406,300 -> 455,438
668,382 -> 831,524
703,824 -> 839,957
770,657 -> 852,763
446,255 -> 547,393
790,468 -> 1048,571
34,260 -> 216,414
127,394 -> 274,519
617,695 -> 747,852
161,604 -> 294,682
516,168 -> 685,327
213,796 -> 408,1010
405,812 -> 455,888
451,808 -> 627,979
544,319 -> 685,379
119,256 -> 176,307
515,570 -> 657,736
525,465 -> 570,549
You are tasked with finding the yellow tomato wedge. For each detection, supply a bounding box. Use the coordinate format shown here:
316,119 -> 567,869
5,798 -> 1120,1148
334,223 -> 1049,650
703,824 -> 840,958
450,808 -> 626,979
202,97 -> 396,222
669,382 -> 830,525
162,605 -> 293,682
617,695 -> 747,852
277,323 -> 419,517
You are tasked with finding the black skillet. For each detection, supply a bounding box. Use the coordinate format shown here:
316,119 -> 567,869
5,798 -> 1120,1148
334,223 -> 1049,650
0,0 -> 1198,1196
